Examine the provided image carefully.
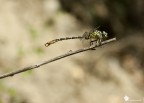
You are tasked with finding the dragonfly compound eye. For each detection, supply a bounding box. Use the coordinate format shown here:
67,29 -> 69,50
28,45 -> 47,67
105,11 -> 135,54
102,31 -> 108,38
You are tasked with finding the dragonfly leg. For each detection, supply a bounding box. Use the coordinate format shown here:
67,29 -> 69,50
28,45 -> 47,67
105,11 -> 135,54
90,40 -> 100,46
90,40 -> 97,50
90,39 -> 102,50
90,41 -> 94,46
98,39 -> 102,45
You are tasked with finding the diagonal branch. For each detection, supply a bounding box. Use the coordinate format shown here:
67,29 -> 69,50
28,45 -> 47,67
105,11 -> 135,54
0,38 -> 116,79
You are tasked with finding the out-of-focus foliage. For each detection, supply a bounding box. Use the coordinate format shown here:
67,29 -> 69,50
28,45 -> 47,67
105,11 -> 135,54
0,81 -> 26,103
60,0 -> 144,38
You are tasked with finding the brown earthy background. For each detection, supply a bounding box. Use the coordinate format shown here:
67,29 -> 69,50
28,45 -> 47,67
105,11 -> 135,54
0,0 -> 144,103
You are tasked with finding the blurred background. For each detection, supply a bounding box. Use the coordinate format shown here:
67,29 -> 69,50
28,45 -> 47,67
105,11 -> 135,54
0,0 -> 144,103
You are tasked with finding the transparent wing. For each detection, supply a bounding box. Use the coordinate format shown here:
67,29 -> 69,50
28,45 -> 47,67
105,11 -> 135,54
80,32 -> 90,46
89,26 -> 101,34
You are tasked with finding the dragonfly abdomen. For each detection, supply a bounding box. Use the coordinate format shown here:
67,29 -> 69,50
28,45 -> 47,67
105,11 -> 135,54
45,36 -> 82,47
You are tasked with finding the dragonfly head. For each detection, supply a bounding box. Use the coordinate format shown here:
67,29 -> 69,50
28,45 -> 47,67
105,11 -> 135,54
102,31 -> 108,39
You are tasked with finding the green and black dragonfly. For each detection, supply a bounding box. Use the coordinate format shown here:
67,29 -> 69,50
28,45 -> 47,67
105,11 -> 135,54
45,27 -> 108,47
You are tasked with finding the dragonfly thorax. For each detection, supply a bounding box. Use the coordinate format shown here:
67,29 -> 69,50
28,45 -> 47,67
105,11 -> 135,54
82,29 -> 108,41
89,30 -> 103,40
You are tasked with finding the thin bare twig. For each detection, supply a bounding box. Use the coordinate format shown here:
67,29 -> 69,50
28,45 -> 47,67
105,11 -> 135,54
0,38 -> 116,79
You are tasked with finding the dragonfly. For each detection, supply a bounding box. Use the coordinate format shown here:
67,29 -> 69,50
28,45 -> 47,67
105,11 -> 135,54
44,27 -> 108,47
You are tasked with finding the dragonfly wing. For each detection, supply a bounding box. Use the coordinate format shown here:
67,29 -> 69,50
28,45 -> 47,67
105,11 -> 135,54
82,32 -> 89,40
